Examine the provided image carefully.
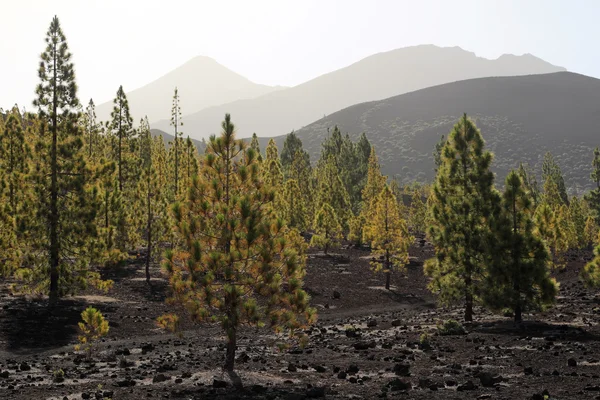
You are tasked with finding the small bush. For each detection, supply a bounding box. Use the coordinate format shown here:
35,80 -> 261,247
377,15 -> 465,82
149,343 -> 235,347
75,307 -> 109,358
437,319 -> 466,336
52,368 -> 64,383
419,333 -> 431,350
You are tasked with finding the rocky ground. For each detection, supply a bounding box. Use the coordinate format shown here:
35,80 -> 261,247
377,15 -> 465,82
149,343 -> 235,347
1,240 -> 600,400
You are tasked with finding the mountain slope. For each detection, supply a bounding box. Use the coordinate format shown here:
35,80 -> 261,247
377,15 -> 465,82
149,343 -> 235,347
96,56 -> 284,124
152,45 -> 566,139
285,72 -> 600,193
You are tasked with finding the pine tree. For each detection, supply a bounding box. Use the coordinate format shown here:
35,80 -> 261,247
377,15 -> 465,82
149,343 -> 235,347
311,203 -> 343,255
30,16 -> 110,301
281,131 -> 309,174
361,147 -> 386,212
288,149 -> 313,222
281,179 -> 306,231
160,114 -> 316,372
138,125 -> 170,283
250,133 -> 262,162
584,216 -> 598,249
433,134 -> 446,172
170,87 -> 183,195
84,99 -> 100,160
408,188 -> 427,235
542,152 -> 568,205
315,155 -> 352,230
534,203 -> 569,269
108,85 -> 133,192
585,147 -> 600,222
425,114 -> 499,322
569,196 -> 586,248
347,214 -> 366,247
581,231 -> 600,288
264,139 -> 283,188
517,162 -> 540,207
0,108 -> 29,227
484,171 -> 557,323
364,185 -> 412,290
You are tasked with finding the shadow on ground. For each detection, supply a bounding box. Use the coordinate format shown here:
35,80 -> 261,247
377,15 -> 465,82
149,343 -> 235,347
0,297 -> 117,353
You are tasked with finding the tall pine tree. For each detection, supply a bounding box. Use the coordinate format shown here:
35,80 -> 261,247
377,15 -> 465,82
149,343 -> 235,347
484,171 -> 557,323
425,114 -> 499,322
160,114 -> 316,372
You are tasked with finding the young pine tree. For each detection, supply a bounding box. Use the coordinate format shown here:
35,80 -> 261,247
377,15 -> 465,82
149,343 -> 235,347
108,85 -> 134,192
363,185 -> 412,290
250,132 -> 262,162
160,114 -> 316,372
534,203 -> 569,269
0,108 -> 30,230
582,230 -> 600,287
170,87 -> 183,196
84,99 -> 100,160
408,188 -> 427,236
138,126 -> 171,283
281,179 -> 307,232
584,216 -> 598,249
311,203 -> 343,255
484,171 -> 557,323
542,152 -> 568,206
30,16 -> 110,301
585,147 -> 600,222
315,155 -> 352,230
425,114 -> 499,322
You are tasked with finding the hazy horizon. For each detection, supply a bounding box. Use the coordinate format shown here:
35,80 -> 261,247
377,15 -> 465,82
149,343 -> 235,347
2,0 -> 600,111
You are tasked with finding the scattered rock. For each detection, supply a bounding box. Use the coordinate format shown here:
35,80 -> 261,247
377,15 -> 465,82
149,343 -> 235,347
568,358 -> 577,367
388,378 -> 411,391
212,379 -> 228,388
152,374 -> 170,383
457,380 -> 477,391
333,290 -> 341,299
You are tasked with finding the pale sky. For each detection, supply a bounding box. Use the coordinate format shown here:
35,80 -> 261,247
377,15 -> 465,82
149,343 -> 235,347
1,0 -> 598,111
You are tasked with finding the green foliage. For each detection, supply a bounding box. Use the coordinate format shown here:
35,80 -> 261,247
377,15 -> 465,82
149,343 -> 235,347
542,152 -> 568,205
319,127 -> 371,213
363,185 -> 412,290
534,203 -> 569,269
108,85 -> 134,192
161,114 -> 316,371
315,155 -> 352,230
170,87 -> 183,197
425,114 -> 499,322
24,17 -> 111,300
584,216 -> 598,248
75,306 -> 109,358
408,188 -> 427,235
484,171 -> 558,323
419,332 -> 431,350
360,147 -> 386,228
281,179 -> 307,232
433,134 -> 445,172
585,147 -> 600,222
250,133 -> 262,162
347,214 -> 366,246
437,319 -> 466,336
582,231 -> 600,288
311,203 -> 343,254
517,162 -> 540,207
281,131 -> 309,176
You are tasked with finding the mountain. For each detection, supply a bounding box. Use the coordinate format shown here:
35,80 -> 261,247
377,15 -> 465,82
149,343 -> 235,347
96,56 -> 285,124
281,72 -> 600,194
151,45 -> 566,139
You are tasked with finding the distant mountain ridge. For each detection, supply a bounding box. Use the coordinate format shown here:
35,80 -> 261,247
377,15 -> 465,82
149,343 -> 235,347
279,71 -> 600,193
96,56 -> 285,124
151,45 -> 566,139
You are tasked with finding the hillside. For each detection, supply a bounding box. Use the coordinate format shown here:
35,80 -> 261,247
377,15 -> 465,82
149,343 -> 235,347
151,45 -> 565,139
95,56 -> 284,123
285,72 -> 600,193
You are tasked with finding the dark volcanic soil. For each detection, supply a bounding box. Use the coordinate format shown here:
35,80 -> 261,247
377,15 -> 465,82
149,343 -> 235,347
1,241 -> 600,400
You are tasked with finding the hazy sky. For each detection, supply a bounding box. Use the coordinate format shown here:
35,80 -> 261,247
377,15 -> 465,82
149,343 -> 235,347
2,0 -> 598,110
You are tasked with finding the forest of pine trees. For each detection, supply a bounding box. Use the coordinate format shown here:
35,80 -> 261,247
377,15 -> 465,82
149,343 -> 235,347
3,16 -> 600,372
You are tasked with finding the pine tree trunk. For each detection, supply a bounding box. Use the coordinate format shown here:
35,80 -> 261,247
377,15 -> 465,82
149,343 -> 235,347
385,271 -> 391,290
224,327 -> 237,372
514,304 -> 522,324
49,43 -> 60,305
146,185 -> 151,284
464,274 -> 473,322
118,106 -> 123,192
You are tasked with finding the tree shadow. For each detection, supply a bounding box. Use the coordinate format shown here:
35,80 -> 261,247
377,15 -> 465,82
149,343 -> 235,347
0,297 -> 118,354
472,319 -> 600,342
384,289 -> 436,308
